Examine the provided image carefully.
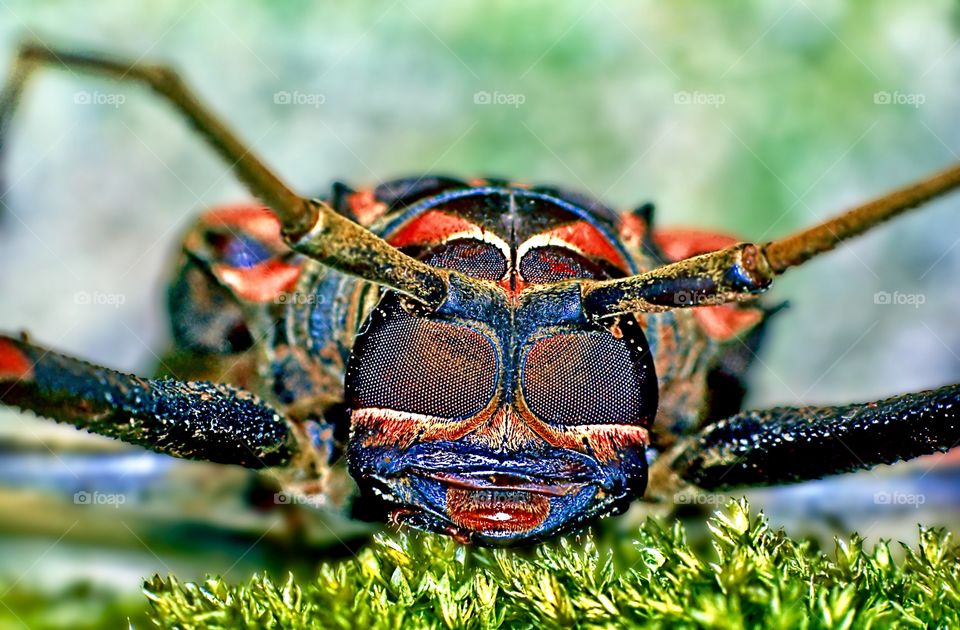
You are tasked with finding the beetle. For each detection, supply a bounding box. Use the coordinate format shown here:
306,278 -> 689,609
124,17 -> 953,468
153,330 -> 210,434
1,44 -> 958,546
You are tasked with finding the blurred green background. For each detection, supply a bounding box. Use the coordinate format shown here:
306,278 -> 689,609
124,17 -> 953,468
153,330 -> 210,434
0,0 -> 958,626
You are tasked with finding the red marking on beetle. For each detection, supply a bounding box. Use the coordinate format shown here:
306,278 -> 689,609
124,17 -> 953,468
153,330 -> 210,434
514,397 -> 651,461
213,259 -> 301,303
388,210 -> 477,248
201,205 -> 282,244
692,305 -> 765,341
654,229 -> 739,261
347,189 -> 388,226
446,488 -> 549,534
543,253 -> 582,278
501,276 -> 529,294
537,222 -> 630,271
0,339 -> 33,381
352,407 -> 490,450
542,424 -> 650,461
424,471 -> 581,497
618,213 -> 648,249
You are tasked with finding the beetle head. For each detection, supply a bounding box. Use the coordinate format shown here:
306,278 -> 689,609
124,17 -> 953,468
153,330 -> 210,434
345,274 -> 658,545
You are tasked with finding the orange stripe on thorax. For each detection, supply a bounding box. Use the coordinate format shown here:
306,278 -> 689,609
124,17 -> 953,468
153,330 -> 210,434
537,222 -> 629,271
213,259 -> 302,303
388,210 -> 478,248
653,229 -> 739,261
201,205 -> 283,244
0,338 -> 33,381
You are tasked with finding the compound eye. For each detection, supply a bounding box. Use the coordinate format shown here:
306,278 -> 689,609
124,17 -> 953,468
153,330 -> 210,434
519,246 -> 604,282
347,298 -> 499,419
520,319 -> 657,427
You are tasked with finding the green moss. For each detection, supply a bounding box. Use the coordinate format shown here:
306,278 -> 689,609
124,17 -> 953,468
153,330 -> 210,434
4,500 -> 958,628
141,499 -> 960,629
0,581 -> 151,629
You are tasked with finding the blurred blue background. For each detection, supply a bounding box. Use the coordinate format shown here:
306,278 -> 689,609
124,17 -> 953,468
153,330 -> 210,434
0,1 -> 958,625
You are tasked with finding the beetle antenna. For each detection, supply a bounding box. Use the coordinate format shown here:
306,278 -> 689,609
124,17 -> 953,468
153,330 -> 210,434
582,161 -> 960,318
0,42 -> 451,308
764,161 -> 960,272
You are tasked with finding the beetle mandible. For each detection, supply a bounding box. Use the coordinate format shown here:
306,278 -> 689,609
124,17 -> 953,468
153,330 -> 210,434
1,44 -> 958,546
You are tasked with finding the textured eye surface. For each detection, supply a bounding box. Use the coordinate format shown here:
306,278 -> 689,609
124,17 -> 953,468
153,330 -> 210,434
520,323 -> 657,427
348,300 -> 499,419
423,239 -> 508,281
519,246 -> 602,282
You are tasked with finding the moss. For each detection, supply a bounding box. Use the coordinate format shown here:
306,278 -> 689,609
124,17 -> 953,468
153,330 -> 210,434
0,581 -> 151,629
140,499 -> 960,629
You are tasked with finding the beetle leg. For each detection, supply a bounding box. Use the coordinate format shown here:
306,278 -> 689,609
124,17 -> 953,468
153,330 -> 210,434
581,162 -> 960,318
0,42 -> 449,308
0,334 -> 295,469
655,383 -> 960,490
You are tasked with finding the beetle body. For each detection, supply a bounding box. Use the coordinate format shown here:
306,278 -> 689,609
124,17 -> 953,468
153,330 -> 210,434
4,45 -> 958,549
168,176 -> 763,544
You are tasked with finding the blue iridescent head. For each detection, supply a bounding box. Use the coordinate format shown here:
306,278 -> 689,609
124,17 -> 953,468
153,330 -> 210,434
343,189 -> 659,545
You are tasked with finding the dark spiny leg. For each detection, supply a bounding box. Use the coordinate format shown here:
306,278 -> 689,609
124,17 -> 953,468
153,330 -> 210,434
0,42 -> 448,307
658,384 -> 960,490
0,335 -> 294,468
582,162 -> 960,318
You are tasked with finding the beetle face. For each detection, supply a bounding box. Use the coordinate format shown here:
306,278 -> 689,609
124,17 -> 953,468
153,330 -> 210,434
345,276 -> 658,545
